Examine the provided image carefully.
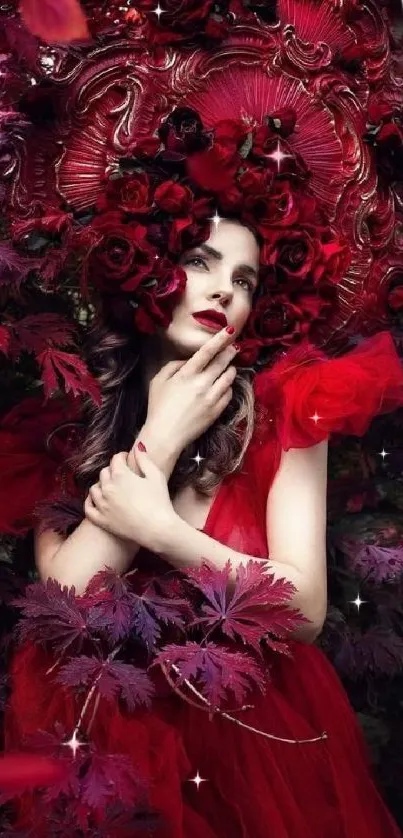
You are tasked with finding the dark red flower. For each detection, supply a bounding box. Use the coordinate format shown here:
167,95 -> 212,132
187,143 -> 241,193
261,226 -> 350,291
159,107 -> 210,156
135,0 -> 230,44
135,260 -> 187,333
154,181 -> 193,214
167,214 -> 211,255
243,179 -> 300,233
83,213 -> 157,295
97,172 -> 152,215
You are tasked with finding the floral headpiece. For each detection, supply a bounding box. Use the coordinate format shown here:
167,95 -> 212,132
0,0 -> 402,401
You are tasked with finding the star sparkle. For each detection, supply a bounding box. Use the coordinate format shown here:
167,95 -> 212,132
63,729 -> 86,759
191,452 -> 205,468
209,210 -> 222,229
349,593 -> 367,611
188,770 -> 208,789
267,141 -> 293,171
152,3 -> 165,18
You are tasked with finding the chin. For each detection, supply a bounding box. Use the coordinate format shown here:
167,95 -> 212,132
164,325 -> 211,358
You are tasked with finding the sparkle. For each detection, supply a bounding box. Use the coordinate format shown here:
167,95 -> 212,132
209,210 -> 222,229
349,593 -> 367,611
309,411 -> 322,424
152,3 -> 165,18
188,770 -> 208,789
63,730 -> 85,759
191,452 -> 205,468
379,448 -> 389,460
267,141 -> 293,172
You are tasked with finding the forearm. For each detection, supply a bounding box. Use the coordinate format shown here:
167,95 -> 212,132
158,516 -> 326,643
47,424 -> 183,595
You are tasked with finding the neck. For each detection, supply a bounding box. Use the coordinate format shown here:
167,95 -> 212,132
140,334 -> 177,392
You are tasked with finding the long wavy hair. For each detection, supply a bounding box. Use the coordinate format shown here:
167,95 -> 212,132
69,305 -> 257,498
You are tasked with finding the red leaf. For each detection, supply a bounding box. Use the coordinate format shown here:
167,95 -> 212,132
20,0 -> 90,44
0,241 -> 40,288
84,568 -> 188,649
57,655 -> 154,711
0,754 -> 69,792
37,347 -> 101,404
10,313 -> 77,359
184,559 -> 307,651
155,640 -> 266,707
13,578 -> 92,656
81,753 -> 143,810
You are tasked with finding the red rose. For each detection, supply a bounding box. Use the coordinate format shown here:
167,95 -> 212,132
167,214 -> 210,254
213,118 -> 250,151
84,213 -> 156,294
135,260 -> 187,333
97,172 -> 152,215
158,107 -> 210,155
260,226 -> 349,291
154,181 -> 193,214
187,143 -> 241,193
135,0 -> 230,43
243,179 -> 299,232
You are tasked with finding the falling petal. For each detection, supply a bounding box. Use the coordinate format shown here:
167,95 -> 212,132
20,0 -> 90,45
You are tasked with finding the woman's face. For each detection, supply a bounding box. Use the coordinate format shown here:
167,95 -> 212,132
160,219 -> 260,359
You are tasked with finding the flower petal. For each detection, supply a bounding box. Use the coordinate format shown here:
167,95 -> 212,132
20,0 -> 90,44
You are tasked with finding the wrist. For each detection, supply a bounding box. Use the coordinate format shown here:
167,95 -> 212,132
135,421 -> 183,478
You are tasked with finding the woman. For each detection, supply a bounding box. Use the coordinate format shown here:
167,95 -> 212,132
4,201 -> 403,836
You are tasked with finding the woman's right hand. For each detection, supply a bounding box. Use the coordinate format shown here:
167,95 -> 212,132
136,327 -> 239,457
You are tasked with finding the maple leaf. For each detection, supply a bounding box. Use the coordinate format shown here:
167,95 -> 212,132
0,241 -> 40,288
20,0 -> 90,44
10,313 -> 77,358
335,626 -> 403,679
184,559 -> 307,652
57,654 -> 154,711
85,569 -> 188,649
12,578 -> 93,655
155,640 -> 266,707
81,752 -> 143,810
37,347 -> 101,404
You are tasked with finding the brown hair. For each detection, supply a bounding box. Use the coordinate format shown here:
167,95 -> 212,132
69,309 -> 256,498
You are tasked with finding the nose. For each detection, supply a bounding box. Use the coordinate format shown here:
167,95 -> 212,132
208,271 -> 234,306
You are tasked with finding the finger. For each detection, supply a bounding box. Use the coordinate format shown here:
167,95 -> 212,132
209,363 -> 237,400
99,465 -> 111,488
202,345 -> 239,385
214,387 -> 233,417
88,482 -> 103,505
134,443 -> 164,482
110,452 -> 129,475
180,326 -> 236,376
158,360 -> 187,380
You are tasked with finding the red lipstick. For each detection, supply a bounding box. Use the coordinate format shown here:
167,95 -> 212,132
192,309 -> 228,331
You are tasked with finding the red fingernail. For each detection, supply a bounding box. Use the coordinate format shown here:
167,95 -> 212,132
138,441 -> 147,452
226,326 -> 235,335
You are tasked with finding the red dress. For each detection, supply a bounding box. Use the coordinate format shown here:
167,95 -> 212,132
2,331 -> 403,838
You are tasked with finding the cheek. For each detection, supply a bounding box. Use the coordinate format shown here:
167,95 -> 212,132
233,298 -> 253,331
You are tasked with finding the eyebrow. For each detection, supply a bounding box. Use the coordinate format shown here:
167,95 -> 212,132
198,243 -> 259,281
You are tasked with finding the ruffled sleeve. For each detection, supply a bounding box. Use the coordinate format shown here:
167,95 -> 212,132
254,330 -> 403,451
0,393 -> 84,536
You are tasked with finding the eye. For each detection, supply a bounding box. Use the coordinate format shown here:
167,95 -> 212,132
184,255 -> 209,269
235,277 -> 254,292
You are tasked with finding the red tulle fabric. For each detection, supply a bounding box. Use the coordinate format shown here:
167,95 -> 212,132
3,332 -> 403,837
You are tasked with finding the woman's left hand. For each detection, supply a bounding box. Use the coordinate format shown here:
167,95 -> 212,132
84,444 -> 176,551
